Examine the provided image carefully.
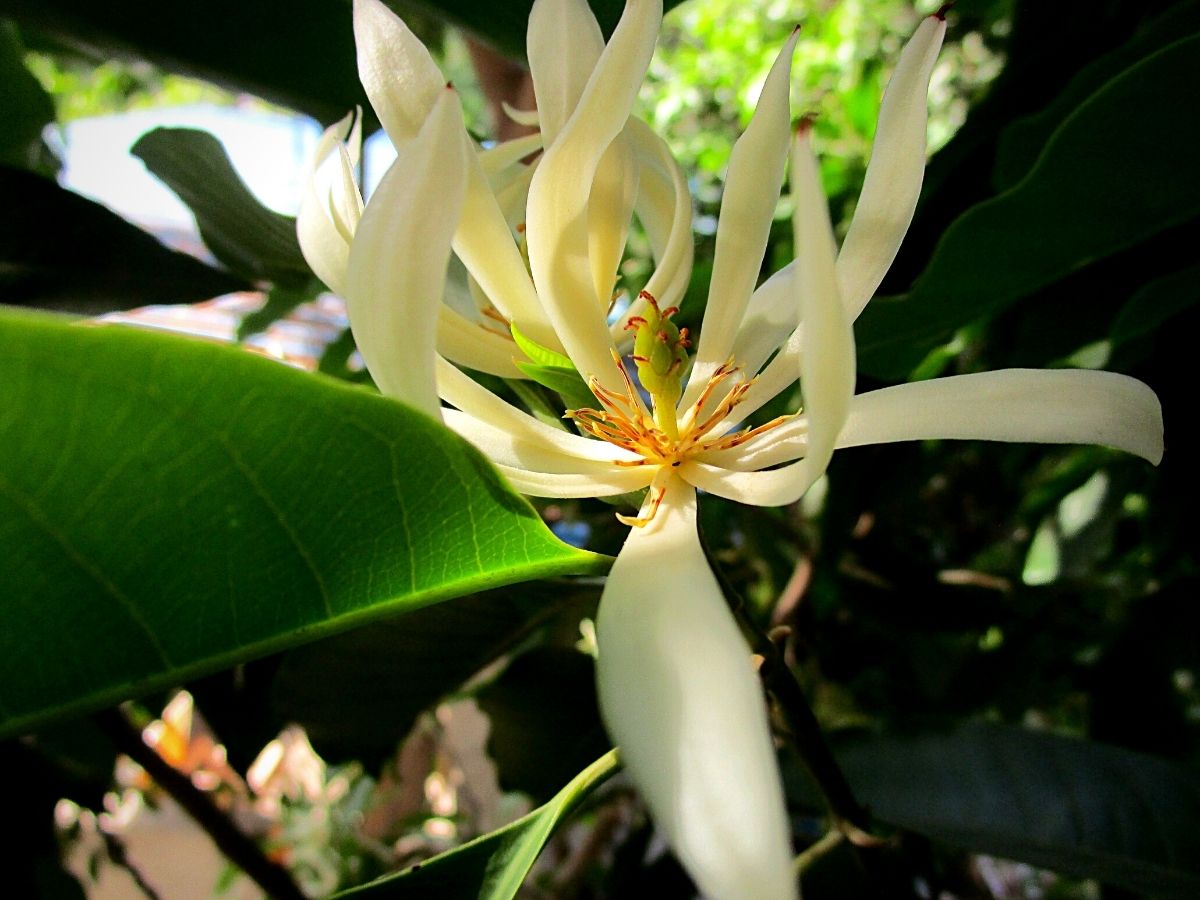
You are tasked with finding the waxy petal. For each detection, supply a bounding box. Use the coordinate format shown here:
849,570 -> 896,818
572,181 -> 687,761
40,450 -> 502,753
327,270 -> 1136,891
837,13 -> 946,318
444,409 -> 640,473
528,0 -> 605,146
344,89 -> 466,419
589,132 -> 640,309
682,28 -> 799,411
838,369 -> 1164,464
436,358 -> 644,464
497,464 -> 656,498
525,0 -> 661,396
436,306 -> 524,379
596,474 -> 797,900
681,127 -> 854,505
353,0 -> 444,144
297,112 -> 363,294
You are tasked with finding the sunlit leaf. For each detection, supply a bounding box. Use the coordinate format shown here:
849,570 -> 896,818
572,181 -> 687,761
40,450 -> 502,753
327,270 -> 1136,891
0,310 -> 607,738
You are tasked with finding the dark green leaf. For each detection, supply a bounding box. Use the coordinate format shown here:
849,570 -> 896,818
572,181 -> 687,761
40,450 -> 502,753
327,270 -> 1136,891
0,310 -> 607,738
477,645 -> 609,803
0,165 -> 247,312
274,581 -> 600,764
514,361 -> 597,412
856,34 -> 1200,379
132,127 -> 311,287
992,1 -> 1200,191
840,724 -> 1200,897
0,21 -> 57,173
1110,264 -> 1200,345
337,750 -> 619,899
236,281 -> 319,341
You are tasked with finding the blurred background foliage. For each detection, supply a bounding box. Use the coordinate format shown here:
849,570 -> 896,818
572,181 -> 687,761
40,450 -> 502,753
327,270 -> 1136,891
1,0 -> 1197,897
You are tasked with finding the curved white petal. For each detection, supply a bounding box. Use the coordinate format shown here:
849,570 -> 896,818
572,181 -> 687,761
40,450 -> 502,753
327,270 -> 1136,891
525,0 -> 661,395
497,463 -> 655,498
445,409 -> 639,472
353,0 -> 444,144
728,262 -> 797,378
838,369 -> 1165,464
694,417 -> 809,471
680,128 -> 853,506
478,133 -> 543,177
435,358 -> 644,464
436,307 -> 523,378
682,29 -> 798,410
455,134 -> 555,346
589,132 -> 640,309
528,0 -> 605,146
837,13 -> 945,318
596,474 -> 797,900
344,89 -> 466,419
298,112 -> 363,294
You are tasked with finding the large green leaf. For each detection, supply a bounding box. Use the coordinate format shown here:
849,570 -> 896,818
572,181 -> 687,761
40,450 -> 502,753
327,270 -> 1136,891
132,127 -> 313,288
338,750 -> 619,899
855,33 -> 1200,379
0,165 -> 247,313
0,310 -> 607,738
840,724 -> 1200,897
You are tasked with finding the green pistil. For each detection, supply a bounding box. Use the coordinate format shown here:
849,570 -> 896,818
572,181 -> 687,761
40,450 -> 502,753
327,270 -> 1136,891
628,291 -> 689,443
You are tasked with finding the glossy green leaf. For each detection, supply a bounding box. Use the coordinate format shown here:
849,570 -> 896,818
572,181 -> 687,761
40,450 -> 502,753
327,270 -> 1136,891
132,127 -> 312,287
855,34 -> 1200,379
0,165 -> 247,313
0,310 -> 607,738
840,724 -> 1200,897
338,750 -> 619,899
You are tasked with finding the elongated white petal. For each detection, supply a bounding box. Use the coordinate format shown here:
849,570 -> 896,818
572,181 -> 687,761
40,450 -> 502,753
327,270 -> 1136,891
435,358 -> 644,464
628,117 -> 694,315
729,262 -> 797,377
596,474 -> 797,900
344,89 -> 466,419
479,133 -> 543,176
682,29 -> 798,410
838,369 -> 1164,463
497,463 -> 655,498
455,135 -> 555,346
525,0 -> 661,395
528,0 -> 605,146
695,417 -> 809,471
436,307 -> 523,379
298,112 -> 363,294
681,128 -> 854,506
589,133 -> 640,309
445,409 -> 638,472
794,124 -> 855,473
353,0 -> 444,144
837,13 -> 945,318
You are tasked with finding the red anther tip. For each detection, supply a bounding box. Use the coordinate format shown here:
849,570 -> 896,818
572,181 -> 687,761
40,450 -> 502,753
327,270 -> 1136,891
791,23 -> 802,35
795,112 -> 817,135
638,290 -> 655,300
933,2 -> 953,21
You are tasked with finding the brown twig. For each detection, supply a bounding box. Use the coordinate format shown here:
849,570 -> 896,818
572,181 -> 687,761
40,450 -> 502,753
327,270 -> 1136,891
94,707 -> 305,900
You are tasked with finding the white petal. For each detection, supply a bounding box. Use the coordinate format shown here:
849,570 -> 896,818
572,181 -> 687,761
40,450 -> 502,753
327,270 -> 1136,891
694,417 -> 809,471
435,358 -> 644,464
436,307 -> 523,379
729,262 -> 797,378
679,128 -> 854,506
478,133 -> 543,176
444,409 -> 639,473
344,89 -> 466,419
626,117 -> 694,317
525,0 -> 661,395
455,134 -> 556,347
837,13 -> 946,319
497,463 -> 656,498
353,0 -> 444,144
682,29 -> 798,410
837,369 -> 1164,464
596,474 -> 797,900
528,0 -> 605,145
589,132 -> 640,311
297,112 -> 363,294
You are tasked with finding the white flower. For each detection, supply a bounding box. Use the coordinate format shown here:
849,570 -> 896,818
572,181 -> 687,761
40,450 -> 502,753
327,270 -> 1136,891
299,2 -> 1164,898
